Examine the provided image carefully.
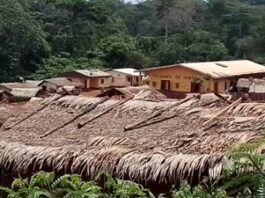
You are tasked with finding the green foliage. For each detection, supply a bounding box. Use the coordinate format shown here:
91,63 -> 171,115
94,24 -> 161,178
96,173 -> 151,198
1,0 -> 265,81
171,183 -> 228,198
0,0 -> 49,82
33,56 -> 103,79
99,36 -> 152,69
187,31 -> 228,61
0,172 -> 154,198
7,169 -> 265,198
0,171 -> 232,198
219,139 -> 265,197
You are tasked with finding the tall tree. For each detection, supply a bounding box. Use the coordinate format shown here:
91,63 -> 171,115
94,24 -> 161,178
0,0 -> 265,81
0,0 -> 49,82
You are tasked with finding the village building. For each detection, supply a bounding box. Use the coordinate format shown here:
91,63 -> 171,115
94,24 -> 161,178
0,82 -> 37,92
38,77 -> 80,93
237,78 -> 265,93
0,82 -> 44,102
60,69 -> 112,91
25,80 -> 43,87
143,60 -> 265,93
107,68 -> 140,87
96,85 -> 167,100
10,88 -> 43,99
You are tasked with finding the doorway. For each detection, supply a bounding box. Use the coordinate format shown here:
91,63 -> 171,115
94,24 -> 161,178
190,82 -> 201,93
214,82 -> 219,92
161,80 -> 171,90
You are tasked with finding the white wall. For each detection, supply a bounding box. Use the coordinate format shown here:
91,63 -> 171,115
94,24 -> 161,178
98,77 -> 112,88
68,78 -> 86,88
108,71 -> 132,87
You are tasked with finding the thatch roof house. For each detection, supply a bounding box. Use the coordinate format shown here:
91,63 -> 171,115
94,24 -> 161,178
0,94 -> 264,190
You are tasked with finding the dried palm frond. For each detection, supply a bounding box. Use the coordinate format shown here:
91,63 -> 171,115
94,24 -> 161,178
93,100 -> 119,112
0,141 -> 224,187
86,136 -> 131,148
53,96 -> 102,110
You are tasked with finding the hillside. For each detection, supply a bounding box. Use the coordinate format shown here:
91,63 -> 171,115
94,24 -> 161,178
0,0 -> 265,82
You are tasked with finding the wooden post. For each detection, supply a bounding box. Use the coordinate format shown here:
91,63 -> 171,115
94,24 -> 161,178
40,96 -> 109,138
5,94 -> 63,130
139,69 -> 142,86
202,97 -> 242,128
124,96 -> 195,131
77,96 -> 133,128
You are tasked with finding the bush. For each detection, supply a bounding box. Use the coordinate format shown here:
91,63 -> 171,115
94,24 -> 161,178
0,172 -> 153,198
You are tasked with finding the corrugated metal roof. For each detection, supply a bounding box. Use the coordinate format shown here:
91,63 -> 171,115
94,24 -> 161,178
0,82 -> 35,90
143,60 -> 265,79
41,78 -> 78,87
10,88 -> 41,98
75,69 -> 111,77
25,80 -> 43,87
112,68 -> 140,76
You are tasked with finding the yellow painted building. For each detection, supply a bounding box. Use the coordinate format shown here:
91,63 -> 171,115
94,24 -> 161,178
143,60 -> 265,93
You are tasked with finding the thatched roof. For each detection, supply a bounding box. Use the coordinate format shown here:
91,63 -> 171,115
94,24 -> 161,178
0,94 -> 264,187
0,107 -> 14,125
133,89 -> 167,101
0,141 -> 224,186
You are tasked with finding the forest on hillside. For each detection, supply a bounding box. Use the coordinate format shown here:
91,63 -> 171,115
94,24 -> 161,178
0,0 -> 265,82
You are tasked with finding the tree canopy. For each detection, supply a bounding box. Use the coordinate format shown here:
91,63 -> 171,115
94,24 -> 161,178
0,0 -> 265,81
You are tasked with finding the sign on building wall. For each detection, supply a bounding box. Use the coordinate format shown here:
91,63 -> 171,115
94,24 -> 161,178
153,74 -> 172,78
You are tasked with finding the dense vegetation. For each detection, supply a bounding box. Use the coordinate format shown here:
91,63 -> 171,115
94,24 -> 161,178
1,0 -> 265,81
0,171 -> 228,198
2,138 -> 265,197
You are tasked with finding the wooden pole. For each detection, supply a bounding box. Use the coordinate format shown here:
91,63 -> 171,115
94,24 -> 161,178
139,69 -> 142,86
5,94 -> 63,130
124,98 -> 198,131
77,96 -> 133,128
202,97 -> 242,128
40,96 -> 109,138
124,96 -> 196,131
